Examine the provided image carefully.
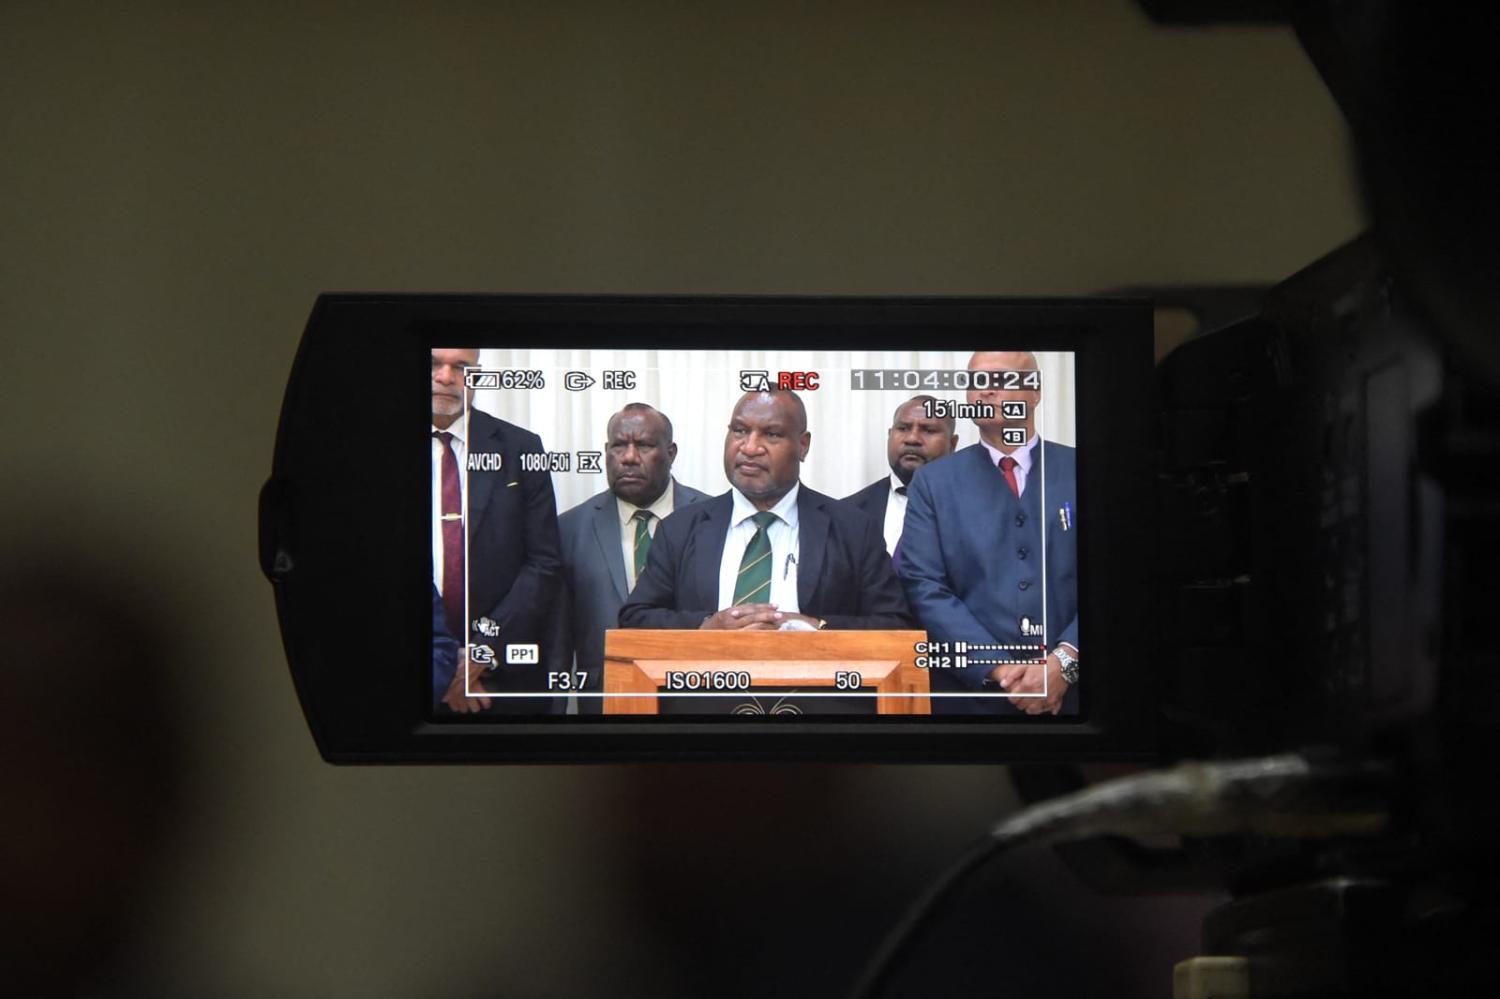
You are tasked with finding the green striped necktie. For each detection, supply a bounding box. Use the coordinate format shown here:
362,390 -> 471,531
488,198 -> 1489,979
631,509 -> 654,581
733,511 -> 779,605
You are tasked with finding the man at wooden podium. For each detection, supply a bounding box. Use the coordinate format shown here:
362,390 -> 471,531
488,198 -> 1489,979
619,389 -> 913,634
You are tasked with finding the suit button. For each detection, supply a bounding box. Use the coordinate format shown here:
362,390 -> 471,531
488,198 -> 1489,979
1016,547 -> 1029,560
1015,513 -> 1026,527
1017,579 -> 1032,591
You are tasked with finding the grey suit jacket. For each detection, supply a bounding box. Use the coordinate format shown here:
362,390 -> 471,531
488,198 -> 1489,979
551,479 -> 709,711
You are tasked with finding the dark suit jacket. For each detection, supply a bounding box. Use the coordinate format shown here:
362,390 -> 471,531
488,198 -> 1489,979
551,479 -> 709,711
898,441 -> 1078,714
844,477 -> 892,548
432,584 -> 460,702
618,485 -> 914,630
458,409 -> 563,710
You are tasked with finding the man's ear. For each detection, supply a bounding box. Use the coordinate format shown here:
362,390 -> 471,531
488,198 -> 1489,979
799,431 -> 811,461
667,442 -> 678,464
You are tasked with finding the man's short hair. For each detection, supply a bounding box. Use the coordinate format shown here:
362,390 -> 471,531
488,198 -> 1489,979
970,349 -> 1039,372
611,402 -> 673,443
893,395 -> 955,434
760,389 -> 807,434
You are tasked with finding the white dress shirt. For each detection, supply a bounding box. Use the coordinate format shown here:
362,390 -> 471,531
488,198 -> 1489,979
431,420 -> 469,594
882,471 -> 908,555
617,486 -> 676,591
978,434 -> 1039,496
717,483 -> 801,613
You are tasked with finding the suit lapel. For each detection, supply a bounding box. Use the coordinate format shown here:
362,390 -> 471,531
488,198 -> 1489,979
965,442 -> 1014,505
590,496 -> 629,600
686,495 -> 731,608
796,488 -> 828,609
467,414 -> 504,528
872,484 -> 889,525
1029,440 -> 1049,518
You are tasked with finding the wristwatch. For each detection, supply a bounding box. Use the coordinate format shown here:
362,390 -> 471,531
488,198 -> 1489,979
1053,645 -> 1080,685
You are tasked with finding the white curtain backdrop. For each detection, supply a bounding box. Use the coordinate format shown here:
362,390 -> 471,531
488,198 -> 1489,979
471,349 -> 1075,514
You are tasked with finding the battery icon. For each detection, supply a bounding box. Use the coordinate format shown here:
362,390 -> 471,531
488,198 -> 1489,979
466,371 -> 499,389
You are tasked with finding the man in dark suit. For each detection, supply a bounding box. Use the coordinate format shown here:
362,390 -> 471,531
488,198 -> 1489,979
620,389 -> 913,632
898,350 -> 1079,716
844,394 -> 959,555
431,348 -> 562,714
553,403 -> 709,712
431,584 -> 464,707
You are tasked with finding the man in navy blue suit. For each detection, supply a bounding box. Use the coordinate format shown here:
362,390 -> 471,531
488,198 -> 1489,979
430,348 -> 562,715
898,350 -> 1079,715
844,395 -> 959,556
620,389 -> 912,633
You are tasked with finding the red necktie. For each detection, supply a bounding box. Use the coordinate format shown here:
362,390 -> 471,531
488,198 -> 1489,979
999,455 -> 1020,497
434,431 -> 465,638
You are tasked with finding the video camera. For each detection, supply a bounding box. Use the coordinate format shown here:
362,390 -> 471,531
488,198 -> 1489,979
259,251 -> 1474,768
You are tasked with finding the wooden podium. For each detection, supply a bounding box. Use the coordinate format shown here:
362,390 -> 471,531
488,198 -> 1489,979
601,629 -> 930,715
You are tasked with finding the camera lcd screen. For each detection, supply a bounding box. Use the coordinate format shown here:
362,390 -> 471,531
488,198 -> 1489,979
429,347 -> 1080,721
265,295 -> 1153,761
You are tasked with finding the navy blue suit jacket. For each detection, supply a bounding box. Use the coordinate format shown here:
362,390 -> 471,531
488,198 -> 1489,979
844,477 -> 891,540
463,409 -> 562,647
898,442 -> 1078,714
619,486 -> 914,630
441,409 -> 563,714
431,584 -> 460,702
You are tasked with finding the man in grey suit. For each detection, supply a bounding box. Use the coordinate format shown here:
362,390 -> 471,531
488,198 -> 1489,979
552,403 -> 709,713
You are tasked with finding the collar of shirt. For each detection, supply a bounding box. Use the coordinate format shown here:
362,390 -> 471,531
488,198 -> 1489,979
979,433 -> 1038,474
882,471 -> 910,555
432,420 -> 467,449
730,481 -> 800,529
616,482 -> 676,529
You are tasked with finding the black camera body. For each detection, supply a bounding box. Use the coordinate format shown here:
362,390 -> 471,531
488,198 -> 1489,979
261,270 -> 1482,766
1154,237 -> 1458,761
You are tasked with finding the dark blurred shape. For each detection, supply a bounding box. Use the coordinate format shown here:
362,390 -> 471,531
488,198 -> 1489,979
1141,0 -> 1500,388
883,842 -> 1216,998
1138,0 -> 1293,24
0,538 -> 188,996
1097,285 -> 1270,360
605,765 -> 876,998
604,765 -> 1214,999
1295,3 -> 1500,385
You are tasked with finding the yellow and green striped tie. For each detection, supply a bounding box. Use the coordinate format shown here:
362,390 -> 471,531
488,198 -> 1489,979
631,509 -> 654,581
733,511 -> 779,605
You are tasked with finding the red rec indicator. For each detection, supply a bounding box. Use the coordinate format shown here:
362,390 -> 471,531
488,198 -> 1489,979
777,371 -> 820,390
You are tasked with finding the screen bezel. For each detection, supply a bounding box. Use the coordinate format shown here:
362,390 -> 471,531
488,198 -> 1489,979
264,295 -> 1156,762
